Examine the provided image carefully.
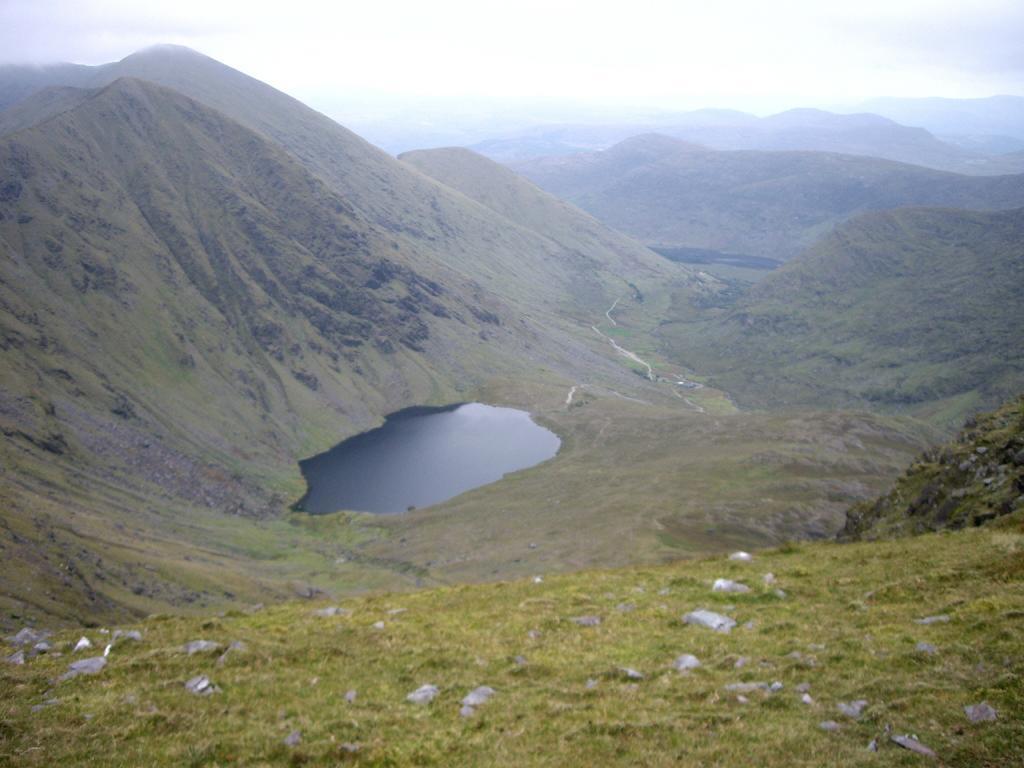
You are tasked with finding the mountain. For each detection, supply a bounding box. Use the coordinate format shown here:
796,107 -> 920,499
398,146 -> 664,263
0,71 -> 694,627
658,206 -> 1024,425
470,107 -> 1022,174
841,395 -> 1024,539
515,134 -> 1024,261
858,95 -> 1024,143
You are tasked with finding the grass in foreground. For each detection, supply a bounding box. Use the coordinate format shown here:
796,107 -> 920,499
2,514 -> 1022,766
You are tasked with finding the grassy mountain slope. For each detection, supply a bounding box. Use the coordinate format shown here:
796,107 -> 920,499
516,134 -> 1024,261
658,207 -> 1024,426
842,396 -> 1024,539
0,76 -> 691,628
2,509 -> 1021,766
398,145 -> 664,266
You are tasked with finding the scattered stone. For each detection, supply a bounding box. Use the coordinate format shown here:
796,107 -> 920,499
616,602 -> 636,613
774,589 -> 787,599
527,630 -> 541,640
345,689 -> 357,703
795,682 -> 811,693
838,700 -> 869,719
891,734 -> 936,757
736,695 -> 749,704
386,608 -> 407,616
734,656 -> 749,669
460,704 -> 476,717
73,637 -> 92,653
184,640 -> 221,655
673,654 -> 701,671
184,675 -> 219,695
340,743 -> 360,754
743,620 -> 757,630
915,615 -> 950,625
34,640 -> 51,653
533,576 -> 543,584
216,641 -> 247,666
112,630 -> 142,644
570,615 -> 601,627
658,588 -> 671,596
585,678 -> 599,689
371,621 -> 385,630
965,702 -> 997,723
712,578 -> 751,594
769,681 -> 784,693
30,698 -> 60,713
729,551 -> 753,562
406,684 -> 439,705
819,720 -> 841,732
103,644 -> 112,658
462,686 -> 496,707
802,693 -> 815,705
284,730 -> 301,747
763,573 -> 776,585
6,651 -> 25,665
59,656 -> 106,681
8,628 -> 50,647
867,739 -> 878,752
313,606 -> 349,617
620,667 -> 644,680
916,642 -> 938,655
513,655 -> 528,667
683,610 -> 736,633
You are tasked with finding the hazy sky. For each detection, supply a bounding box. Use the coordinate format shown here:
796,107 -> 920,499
1,0 -> 1023,115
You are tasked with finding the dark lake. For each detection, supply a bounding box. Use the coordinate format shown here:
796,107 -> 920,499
297,403 -> 561,514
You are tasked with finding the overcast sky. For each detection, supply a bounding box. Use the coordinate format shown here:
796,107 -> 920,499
1,0 -> 1022,116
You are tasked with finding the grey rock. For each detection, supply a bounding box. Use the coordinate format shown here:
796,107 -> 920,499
184,675 -> 219,695
867,739 -> 878,752
657,588 -> 671,596
59,656 -> 106,681
683,610 -> 736,633
838,699 -> 869,718
795,682 -> 811,693
728,551 -> 753,562
891,734 -> 936,757
371,621 -> 385,630
712,578 -> 751,594
916,642 -> 938,655
620,667 -> 644,680
734,656 -> 749,669
762,573 -> 777,585
30,698 -> 60,713
801,693 -> 814,705
736,694 -> 749,704
386,608 -> 407,616
460,704 -> 476,717
570,615 -> 601,627
8,628 -> 49,647
513,655 -> 528,667
774,589 -> 787,599
345,689 -> 357,703
673,654 -> 701,671
462,686 -> 496,707
965,702 -> 997,722
6,651 -> 25,665
725,682 -> 768,693
215,640 -> 247,667
284,730 -> 301,747
33,641 -> 51,652
184,640 -> 221,655
73,636 -> 92,652
407,684 -> 439,704
915,615 -> 950,625
112,630 -> 142,644
340,743 -> 360,754
585,678 -> 599,689
819,720 -> 841,732
616,602 -> 636,613
527,630 -> 541,640
769,681 -> 784,693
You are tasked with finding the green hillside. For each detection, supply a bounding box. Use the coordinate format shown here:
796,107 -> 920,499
516,134 -> 1024,261
2,506 -> 1021,766
658,206 -> 1024,427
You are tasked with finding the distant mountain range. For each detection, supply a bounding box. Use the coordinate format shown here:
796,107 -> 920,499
514,133 -> 1024,261
856,95 -> 1024,150
470,105 -> 1024,175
